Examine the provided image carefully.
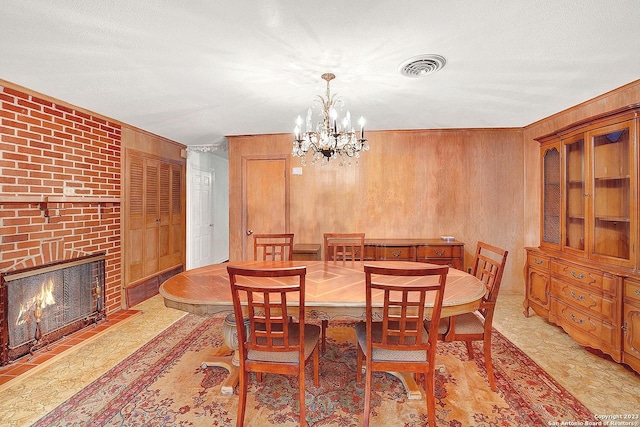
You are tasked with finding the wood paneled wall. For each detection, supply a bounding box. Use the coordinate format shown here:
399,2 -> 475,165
229,80 -> 640,295
229,128 -> 525,294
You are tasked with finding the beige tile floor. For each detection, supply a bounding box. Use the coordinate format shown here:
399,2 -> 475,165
0,294 -> 639,427
493,295 -> 640,418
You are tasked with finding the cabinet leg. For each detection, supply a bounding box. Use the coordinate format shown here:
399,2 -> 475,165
522,300 -> 530,318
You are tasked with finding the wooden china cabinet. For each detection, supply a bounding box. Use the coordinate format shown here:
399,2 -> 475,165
524,105 -> 640,374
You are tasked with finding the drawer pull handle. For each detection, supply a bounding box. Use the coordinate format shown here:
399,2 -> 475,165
636,289 -> 640,297
570,291 -> 585,301
569,313 -> 584,324
434,249 -> 445,257
570,270 -> 585,280
533,258 -> 544,265
391,249 -> 402,258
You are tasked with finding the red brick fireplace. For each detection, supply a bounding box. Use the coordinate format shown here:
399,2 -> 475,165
0,84 -> 122,359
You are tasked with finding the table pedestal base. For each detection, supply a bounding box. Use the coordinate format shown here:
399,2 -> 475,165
201,345 -> 239,395
390,372 -> 424,400
388,364 -> 447,401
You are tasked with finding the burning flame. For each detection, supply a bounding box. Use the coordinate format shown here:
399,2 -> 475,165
15,278 -> 57,326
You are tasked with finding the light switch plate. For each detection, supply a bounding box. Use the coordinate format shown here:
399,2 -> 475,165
292,167 -> 303,175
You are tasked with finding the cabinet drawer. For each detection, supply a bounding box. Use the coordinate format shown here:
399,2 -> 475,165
625,280 -> 640,304
551,260 -> 603,290
551,278 -> 615,323
527,252 -> 550,271
551,298 -> 617,347
376,246 -> 416,261
417,245 -> 454,259
362,245 -> 376,261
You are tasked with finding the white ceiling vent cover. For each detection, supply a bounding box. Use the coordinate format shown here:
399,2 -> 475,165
399,54 -> 447,77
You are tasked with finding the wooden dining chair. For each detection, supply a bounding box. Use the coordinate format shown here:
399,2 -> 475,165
320,232 -> 365,351
253,233 -> 294,261
355,264 -> 449,427
439,241 -> 508,391
323,232 -> 365,262
228,265 -> 320,427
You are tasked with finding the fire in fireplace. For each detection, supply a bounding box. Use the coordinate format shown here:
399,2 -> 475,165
0,253 -> 106,366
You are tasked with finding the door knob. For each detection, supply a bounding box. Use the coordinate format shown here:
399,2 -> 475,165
246,230 -> 253,235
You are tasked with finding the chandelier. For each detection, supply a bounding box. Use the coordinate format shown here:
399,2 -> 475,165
292,73 -> 368,166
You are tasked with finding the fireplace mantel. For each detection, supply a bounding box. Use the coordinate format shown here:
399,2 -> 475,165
0,196 -> 121,222
0,196 -> 121,204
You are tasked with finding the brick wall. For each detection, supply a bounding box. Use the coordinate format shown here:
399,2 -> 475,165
0,84 -> 122,313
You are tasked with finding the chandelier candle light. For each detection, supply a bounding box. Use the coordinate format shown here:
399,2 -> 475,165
292,73 -> 368,166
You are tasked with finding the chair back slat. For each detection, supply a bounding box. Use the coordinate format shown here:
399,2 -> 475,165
471,241 -> 508,306
381,287 -> 427,346
253,233 -> 294,261
247,290 -> 293,350
324,232 -> 365,262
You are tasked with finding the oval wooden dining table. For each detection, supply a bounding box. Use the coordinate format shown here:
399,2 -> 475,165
159,260 -> 486,399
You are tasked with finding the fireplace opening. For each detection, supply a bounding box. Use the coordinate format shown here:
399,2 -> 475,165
0,253 -> 106,366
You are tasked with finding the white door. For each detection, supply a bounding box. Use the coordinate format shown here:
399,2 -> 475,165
188,168 -> 215,268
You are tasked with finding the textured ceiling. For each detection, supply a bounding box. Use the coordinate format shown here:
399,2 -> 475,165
1,1 -> 639,147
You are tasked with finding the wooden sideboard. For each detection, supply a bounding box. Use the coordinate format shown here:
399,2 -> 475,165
524,105 -> 640,375
363,239 -> 464,270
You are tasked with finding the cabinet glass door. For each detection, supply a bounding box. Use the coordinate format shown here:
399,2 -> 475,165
564,136 -> 585,253
542,146 -> 561,246
590,122 -> 632,263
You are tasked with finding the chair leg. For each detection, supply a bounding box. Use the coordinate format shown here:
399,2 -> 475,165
363,359 -> 372,427
425,367 -> 437,426
299,361 -> 306,427
237,368 -> 248,427
313,343 -> 320,387
484,336 -> 496,391
356,344 -> 363,382
465,340 -> 475,359
321,319 -> 328,352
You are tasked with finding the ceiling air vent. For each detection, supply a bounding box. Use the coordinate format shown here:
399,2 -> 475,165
399,54 -> 446,78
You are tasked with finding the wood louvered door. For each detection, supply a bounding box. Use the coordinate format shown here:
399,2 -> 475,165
158,162 -> 171,270
159,162 -> 183,269
126,154 -> 146,283
144,159 -> 160,276
125,151 -> 184,285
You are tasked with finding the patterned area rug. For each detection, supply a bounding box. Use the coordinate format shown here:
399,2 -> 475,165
34,313 -> 597,426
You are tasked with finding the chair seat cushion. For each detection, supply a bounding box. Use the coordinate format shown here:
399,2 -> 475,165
447,311 -> 485,335
425,311 -> 486,336
354,321 -> 429,361
248,323 -> 321,363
